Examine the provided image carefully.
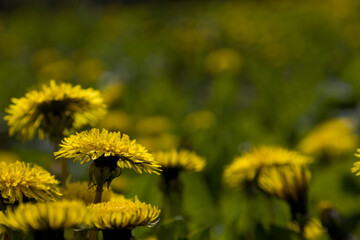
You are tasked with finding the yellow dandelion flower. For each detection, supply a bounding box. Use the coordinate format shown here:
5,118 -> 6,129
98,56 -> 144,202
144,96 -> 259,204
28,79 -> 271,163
0,200 -> 88,231
258,164 -> 310,220
223,146 -> 312,189
54,128 -> 161,175
289,218 -> 325,240
63,181 -> 112,204
153,149 -> 206,172
88,196 -> 161,230
0,161 -> 62,204
4,80 -> 107,141
298,117 -> 358,158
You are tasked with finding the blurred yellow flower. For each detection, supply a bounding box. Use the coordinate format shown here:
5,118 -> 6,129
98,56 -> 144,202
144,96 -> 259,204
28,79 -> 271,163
258,164 -> 310,221
99,110 -> 133,133
0,200 -> 88,231
4,80 -> 107,141
31,48 -> 62,69
38,59 -> 75,82
135,116 -> 172,135
0,161 -> 62,204
88,196 -> 161,230
110,176 -> 130,194
54,128 -> 161,175
153,149 -> 206,172
63,181 -> 112,204
101,82 -> 124,107
183,110 -> 216,132
289,218 -> 325,240
205,48 -> 242,75
258,164 -> 310,202
223,146 -> 312,189
137,133 -> 179,152
77,58 -> 107,83
298,117 -> 358,158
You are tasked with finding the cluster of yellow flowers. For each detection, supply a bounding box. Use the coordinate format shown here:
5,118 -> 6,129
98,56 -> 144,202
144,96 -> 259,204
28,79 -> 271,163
1,80 -> 208,240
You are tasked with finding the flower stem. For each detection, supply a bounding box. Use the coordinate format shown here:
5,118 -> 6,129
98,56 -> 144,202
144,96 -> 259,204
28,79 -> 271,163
89,182 -> 104,240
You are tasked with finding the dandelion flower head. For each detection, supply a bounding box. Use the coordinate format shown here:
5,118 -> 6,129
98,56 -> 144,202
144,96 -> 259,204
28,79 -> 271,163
55,128 -> 161,175
0,200 -> 88,231
153,149 -> 206,172
298,117 -> 358,158
88,196 -> 161,230
4,80 -> 107,141
0,161 -> 62,204
223,146 -> 312,189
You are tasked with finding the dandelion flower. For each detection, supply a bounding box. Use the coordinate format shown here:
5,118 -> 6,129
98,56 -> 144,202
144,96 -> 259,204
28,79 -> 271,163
153,149 -> 206,172
223,146 -> 312,189
0,200 -> 88,231
55,128 -> 161,175
4,80 -> 107,141
298,117 -> 358,158
0,161 -> 62,204
55,129 -> 161,194
63,181 -> 112,204
258,164 -> 311,221
88,196 -> 161,230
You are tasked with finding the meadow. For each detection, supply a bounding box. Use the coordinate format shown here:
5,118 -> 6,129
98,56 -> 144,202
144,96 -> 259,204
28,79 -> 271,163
0,0 -> 360,239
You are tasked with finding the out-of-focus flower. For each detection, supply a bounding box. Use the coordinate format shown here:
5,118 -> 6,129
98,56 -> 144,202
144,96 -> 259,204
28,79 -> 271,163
135,116 -> 172,135
31,48 -> 62,69
0,200 -> 88,231
298,117 -> 358,159
0,161 -> 62,204
4,80 -> 107,142
258,164 -> 310,222
63,181 -> 112,204
223,146 -> 312,189
77,58 -> 107,83
110,176 -> 130,194
137,133 -> 179,152
88,196 -> 161,230
100,82 -> 124,107
153,149 -> 206,173
205,48 -> 242,75
183,110 -> 216,132
99,110 -> 133,133
38,59 -> 75,82
288,218 -> 325,240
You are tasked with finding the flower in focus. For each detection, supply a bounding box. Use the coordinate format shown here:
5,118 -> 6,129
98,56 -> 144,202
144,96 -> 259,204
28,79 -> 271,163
298,117 -> 358,159
88,196 -> 161,230
0,200 -> 88,231
258,164 -> 311,222
4,80 -> 107,142
0,161 -> 62,204
55,129 -> 161,188
153,149 -> 206,173
223,146 -> 312,189
55,128 -> 161,174
63,181 -> 112,204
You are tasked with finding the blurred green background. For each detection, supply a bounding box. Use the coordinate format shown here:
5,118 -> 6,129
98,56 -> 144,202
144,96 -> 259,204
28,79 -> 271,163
1,0 -> 360,239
